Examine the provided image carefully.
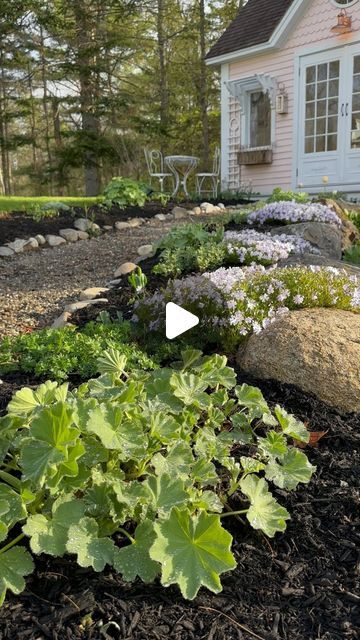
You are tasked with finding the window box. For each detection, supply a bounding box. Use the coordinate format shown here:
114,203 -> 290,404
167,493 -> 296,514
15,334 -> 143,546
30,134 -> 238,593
237,146 -> 273,165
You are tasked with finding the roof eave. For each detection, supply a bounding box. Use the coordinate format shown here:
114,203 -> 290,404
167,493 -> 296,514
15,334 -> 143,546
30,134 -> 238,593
206,0 -> 311,67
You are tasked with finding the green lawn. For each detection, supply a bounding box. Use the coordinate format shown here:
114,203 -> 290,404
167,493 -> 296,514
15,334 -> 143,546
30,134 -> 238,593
0,196 -> 104,213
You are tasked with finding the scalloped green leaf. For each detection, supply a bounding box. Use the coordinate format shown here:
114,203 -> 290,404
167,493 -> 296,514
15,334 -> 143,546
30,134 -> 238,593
66,517 -> 115,571
0,484 -> 27,530
240,474 -> 290,537
235,384 -> 271,418
150,507 -> 236,600
113,520 -> 159,582
194,354 -> 236,389
0,547 -> 34,606
265,449 -> 316,490
86,404 -> 145,458
258,431 -> 288,458
170,372 -> 210,407
23,498 -> 85,556
7,382 -> 68,416
240,457 -> 266,475
143,473 -> 188,516
274,406 -> 310,443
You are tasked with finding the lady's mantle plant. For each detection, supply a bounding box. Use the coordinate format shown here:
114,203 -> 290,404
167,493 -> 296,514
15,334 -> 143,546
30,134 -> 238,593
247,201 -> 342,227
0,350 -> 315,603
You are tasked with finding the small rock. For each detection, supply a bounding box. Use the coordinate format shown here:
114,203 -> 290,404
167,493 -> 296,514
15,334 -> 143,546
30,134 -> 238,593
155,213 -> 167,221
172,206 -> 189,219
23,238 -> 39,251
73,218 -> 99,233
77,231 -> 89,240
64,298 -> 108,312
45,234 -> 67,247
165,213 -> 174,220
192,206 -> 201,215
115,221 -> 131,230
103,225 -> 113,231
0,246 -> 14,257
52,311 -> 72,328
80,287 -> 109,301
127,218 -> 143,228
59,228 -> 79,243
7,238 -> 27,253
137,244 -> 154,257
200,202 -> 215,214
114,261 -> 137,277
106,279 -> 121,287
35,234 -> 46,246
218,203 -> 226,209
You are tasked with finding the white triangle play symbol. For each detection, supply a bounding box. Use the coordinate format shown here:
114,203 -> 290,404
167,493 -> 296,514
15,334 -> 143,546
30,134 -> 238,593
166,302 -> 199,340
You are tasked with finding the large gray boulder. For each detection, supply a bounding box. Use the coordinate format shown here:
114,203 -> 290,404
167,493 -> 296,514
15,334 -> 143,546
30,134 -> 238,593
269,222 -> 342,259
237,308 -> 360,414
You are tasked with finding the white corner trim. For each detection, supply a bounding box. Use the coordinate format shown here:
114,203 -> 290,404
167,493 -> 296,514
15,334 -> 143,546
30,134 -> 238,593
206,0 -> 312,66
221,64 -> 230,189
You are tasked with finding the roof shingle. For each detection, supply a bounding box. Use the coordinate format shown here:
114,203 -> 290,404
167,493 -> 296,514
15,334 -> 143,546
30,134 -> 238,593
206,0 -> 295,61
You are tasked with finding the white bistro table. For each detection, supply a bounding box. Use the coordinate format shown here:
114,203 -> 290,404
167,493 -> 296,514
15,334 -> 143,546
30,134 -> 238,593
164,155 -> 199,198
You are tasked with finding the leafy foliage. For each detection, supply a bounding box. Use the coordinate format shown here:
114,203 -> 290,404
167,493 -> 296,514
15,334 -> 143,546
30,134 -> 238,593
0,350 -> 316,603
0,321 -> 157,380
267,187 -> 309,203
344,242 -> 360,265
103,177 -> 168,209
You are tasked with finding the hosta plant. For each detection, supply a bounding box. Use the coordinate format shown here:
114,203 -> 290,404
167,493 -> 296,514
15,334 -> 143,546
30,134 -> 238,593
0,350 -> 316,603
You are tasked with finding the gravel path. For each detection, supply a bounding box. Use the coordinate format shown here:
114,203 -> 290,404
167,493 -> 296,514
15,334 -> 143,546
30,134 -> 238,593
0,221 -> 178,338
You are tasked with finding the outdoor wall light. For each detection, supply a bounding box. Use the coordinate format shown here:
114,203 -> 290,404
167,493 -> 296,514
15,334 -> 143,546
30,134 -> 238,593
331,9 -> 352,34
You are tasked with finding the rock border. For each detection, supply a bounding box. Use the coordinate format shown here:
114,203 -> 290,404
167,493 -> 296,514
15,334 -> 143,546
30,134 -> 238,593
0,202 -> 227,258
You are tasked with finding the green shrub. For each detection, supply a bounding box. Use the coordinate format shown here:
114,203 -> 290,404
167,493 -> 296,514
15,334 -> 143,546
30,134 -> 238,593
348,210 -> 360,232
103,177 -> 149,208
0,321 -> 157,380
267,187 -> 309,203
0,350 -> 315,605
344,243 -> 360,265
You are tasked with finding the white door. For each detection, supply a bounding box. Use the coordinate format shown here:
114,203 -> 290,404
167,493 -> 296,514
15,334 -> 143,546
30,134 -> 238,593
297,45 -> 360,190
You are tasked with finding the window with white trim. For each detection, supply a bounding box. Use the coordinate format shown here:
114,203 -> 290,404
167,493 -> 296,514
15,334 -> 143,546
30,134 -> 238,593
331,0 -> 358,7
249,90 -> 271,147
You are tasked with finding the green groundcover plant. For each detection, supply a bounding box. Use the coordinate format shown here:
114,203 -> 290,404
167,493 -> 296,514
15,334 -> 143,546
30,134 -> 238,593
0,321 -> 157,381
0,196 -> 102,214
266,187 -> 309,203
134,265 -> 360,351
0,350 -> 316,604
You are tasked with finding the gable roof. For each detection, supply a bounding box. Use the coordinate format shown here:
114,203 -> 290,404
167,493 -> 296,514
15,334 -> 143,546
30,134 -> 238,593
206,0 -> 296,61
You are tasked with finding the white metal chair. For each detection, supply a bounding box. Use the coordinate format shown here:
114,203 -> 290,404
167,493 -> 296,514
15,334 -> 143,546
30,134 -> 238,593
144,149 -> 173,193
195,147 -> 221,198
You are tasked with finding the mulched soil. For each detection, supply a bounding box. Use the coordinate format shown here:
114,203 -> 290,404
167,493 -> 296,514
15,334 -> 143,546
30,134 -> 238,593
0,377 -> 359,640
0,199 -> 252,245
0,203 -> 172,246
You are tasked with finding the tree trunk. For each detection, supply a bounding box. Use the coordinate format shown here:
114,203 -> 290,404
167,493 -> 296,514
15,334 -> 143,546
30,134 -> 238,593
0,50 -> 11,195
73,0 -> 101,196
157,0 -> 169,152
52,96 -> 64,195
199,0 -> 209,166
39,26 -> 54,194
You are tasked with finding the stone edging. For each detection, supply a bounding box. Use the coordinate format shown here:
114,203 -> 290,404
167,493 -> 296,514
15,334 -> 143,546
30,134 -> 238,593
0,202 -> 227,258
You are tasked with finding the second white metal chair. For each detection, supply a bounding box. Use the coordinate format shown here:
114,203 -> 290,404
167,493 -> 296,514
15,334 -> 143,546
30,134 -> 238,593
195,147 -> 221,198
144,149 -> 173,193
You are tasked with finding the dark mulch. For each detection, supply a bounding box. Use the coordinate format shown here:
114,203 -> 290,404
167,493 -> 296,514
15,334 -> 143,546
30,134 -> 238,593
0,377 -> 359,640
0,199 -> 252,245
0,203 -> 171,245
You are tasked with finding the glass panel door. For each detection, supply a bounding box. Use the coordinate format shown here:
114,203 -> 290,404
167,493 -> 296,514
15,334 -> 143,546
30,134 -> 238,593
304,60 -> 339,155
350,55 -> 360,148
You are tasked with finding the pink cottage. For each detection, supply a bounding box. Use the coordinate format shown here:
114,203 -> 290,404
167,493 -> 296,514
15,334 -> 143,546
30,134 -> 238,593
206,0 -> 360,196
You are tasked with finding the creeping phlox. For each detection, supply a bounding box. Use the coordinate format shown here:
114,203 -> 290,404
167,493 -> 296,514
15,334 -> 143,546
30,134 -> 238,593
223,229 -> 320,265
133,266 -> 359,350
247,201 -> 342,227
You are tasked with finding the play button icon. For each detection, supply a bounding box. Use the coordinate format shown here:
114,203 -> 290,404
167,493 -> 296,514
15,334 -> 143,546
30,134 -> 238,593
166,302 -> 199,340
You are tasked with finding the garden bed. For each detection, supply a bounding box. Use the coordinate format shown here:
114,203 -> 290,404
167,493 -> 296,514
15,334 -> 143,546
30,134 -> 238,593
0,377 -> 358,640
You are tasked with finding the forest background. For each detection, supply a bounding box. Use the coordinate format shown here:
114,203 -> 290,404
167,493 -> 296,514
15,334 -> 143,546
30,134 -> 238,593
0,0 -> 245,196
